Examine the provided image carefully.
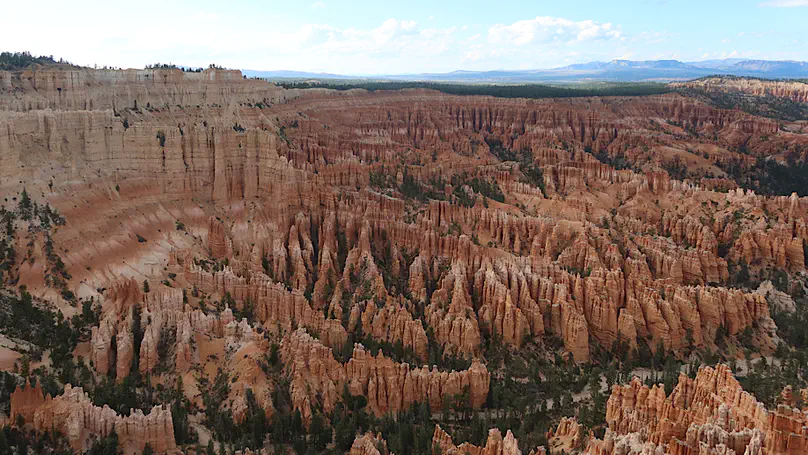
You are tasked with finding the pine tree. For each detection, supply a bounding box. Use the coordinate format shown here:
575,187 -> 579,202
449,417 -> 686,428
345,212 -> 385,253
18,189 -> 32,221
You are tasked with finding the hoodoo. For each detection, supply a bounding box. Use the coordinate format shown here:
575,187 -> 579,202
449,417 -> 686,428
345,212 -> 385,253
1,36 -> 807,455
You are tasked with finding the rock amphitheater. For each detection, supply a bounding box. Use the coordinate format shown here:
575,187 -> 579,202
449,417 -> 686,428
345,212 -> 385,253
0,66 -> 807,454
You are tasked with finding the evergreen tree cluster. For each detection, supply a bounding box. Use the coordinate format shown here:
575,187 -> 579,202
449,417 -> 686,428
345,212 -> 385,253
0,51 -> 73,70
276,80 -> 671,99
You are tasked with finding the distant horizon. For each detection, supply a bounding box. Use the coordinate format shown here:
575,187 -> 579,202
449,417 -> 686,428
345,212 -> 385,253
236,58 -> 808,83
240,57 -> 808,77
6,50 -> 808,83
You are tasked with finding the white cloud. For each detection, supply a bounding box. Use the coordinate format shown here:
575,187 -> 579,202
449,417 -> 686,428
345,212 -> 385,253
0,1 -> 463,74
652,52 -> 680,60
631,31 -> 675,44
311,1 -> 326,9
4,1 -> 797,76
759,0 -> 808,6
488,16 -> 622,46
463,50 -> 483,62
307,19 -> 428,56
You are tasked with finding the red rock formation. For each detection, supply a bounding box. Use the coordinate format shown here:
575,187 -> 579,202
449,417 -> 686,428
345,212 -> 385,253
546,417 -> 586,454
426,261 -> 483,356
674,77 -> 808,104
345,344 -> 490,415
567,364 -> 808,455
9,380 -> 46,425
9,82 -> 794,362
732,228 -> 805,271
433,424 -> 538,455
358,298 -> 429,360
5,66 -> 808,453
116,321 -> 134,380
11,383 -> 177,454
475,263 -> 533,347
90,317 -> 117,377
184,255 -> 347,348
350,433 -> 393,455
0,67 -> 287,112
207,217 -> 233,259
234,450 -> 268,455
280,328 -> 490,422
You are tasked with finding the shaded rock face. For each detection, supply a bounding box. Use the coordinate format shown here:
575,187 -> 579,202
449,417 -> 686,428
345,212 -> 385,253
350,433 -> 393,455
358,298 -> 429,360
546,417 -> 585,455
755,280 -> 797,314
567,364 -> 808,455
10,382 -> 176,454
183,253 -> 347,349
433,424 -> 545,455
280,328 -> 490,423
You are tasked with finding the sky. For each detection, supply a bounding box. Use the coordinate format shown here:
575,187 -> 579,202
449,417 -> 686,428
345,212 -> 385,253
3,0 -> 808,75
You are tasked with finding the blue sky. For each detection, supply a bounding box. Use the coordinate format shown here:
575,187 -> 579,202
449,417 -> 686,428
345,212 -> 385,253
3,0 -> 807,74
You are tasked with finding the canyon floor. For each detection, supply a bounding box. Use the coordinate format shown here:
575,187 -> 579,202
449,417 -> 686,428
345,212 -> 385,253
0,66 -> 808,455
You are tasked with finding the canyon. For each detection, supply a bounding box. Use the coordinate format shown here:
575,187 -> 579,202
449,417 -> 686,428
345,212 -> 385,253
0,66 -> 807,454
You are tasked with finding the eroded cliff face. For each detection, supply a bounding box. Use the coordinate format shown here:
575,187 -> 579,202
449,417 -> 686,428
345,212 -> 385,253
2,67 -> 808,453
279,328 -> 489,423
433,424 -> 547,455
138,187 -> 783,365
10,382 -> 176,454
349,433 -> 393,455
673,77 -> 808,105
0,67 -> 292,112
3,67 -> 802,367
553,364 -> 808,455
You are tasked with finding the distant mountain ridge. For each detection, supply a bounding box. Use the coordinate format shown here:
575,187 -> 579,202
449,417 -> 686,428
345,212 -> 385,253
726,60 -> 808,73
559,59 -> 692,71
244,58 -> 808,83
